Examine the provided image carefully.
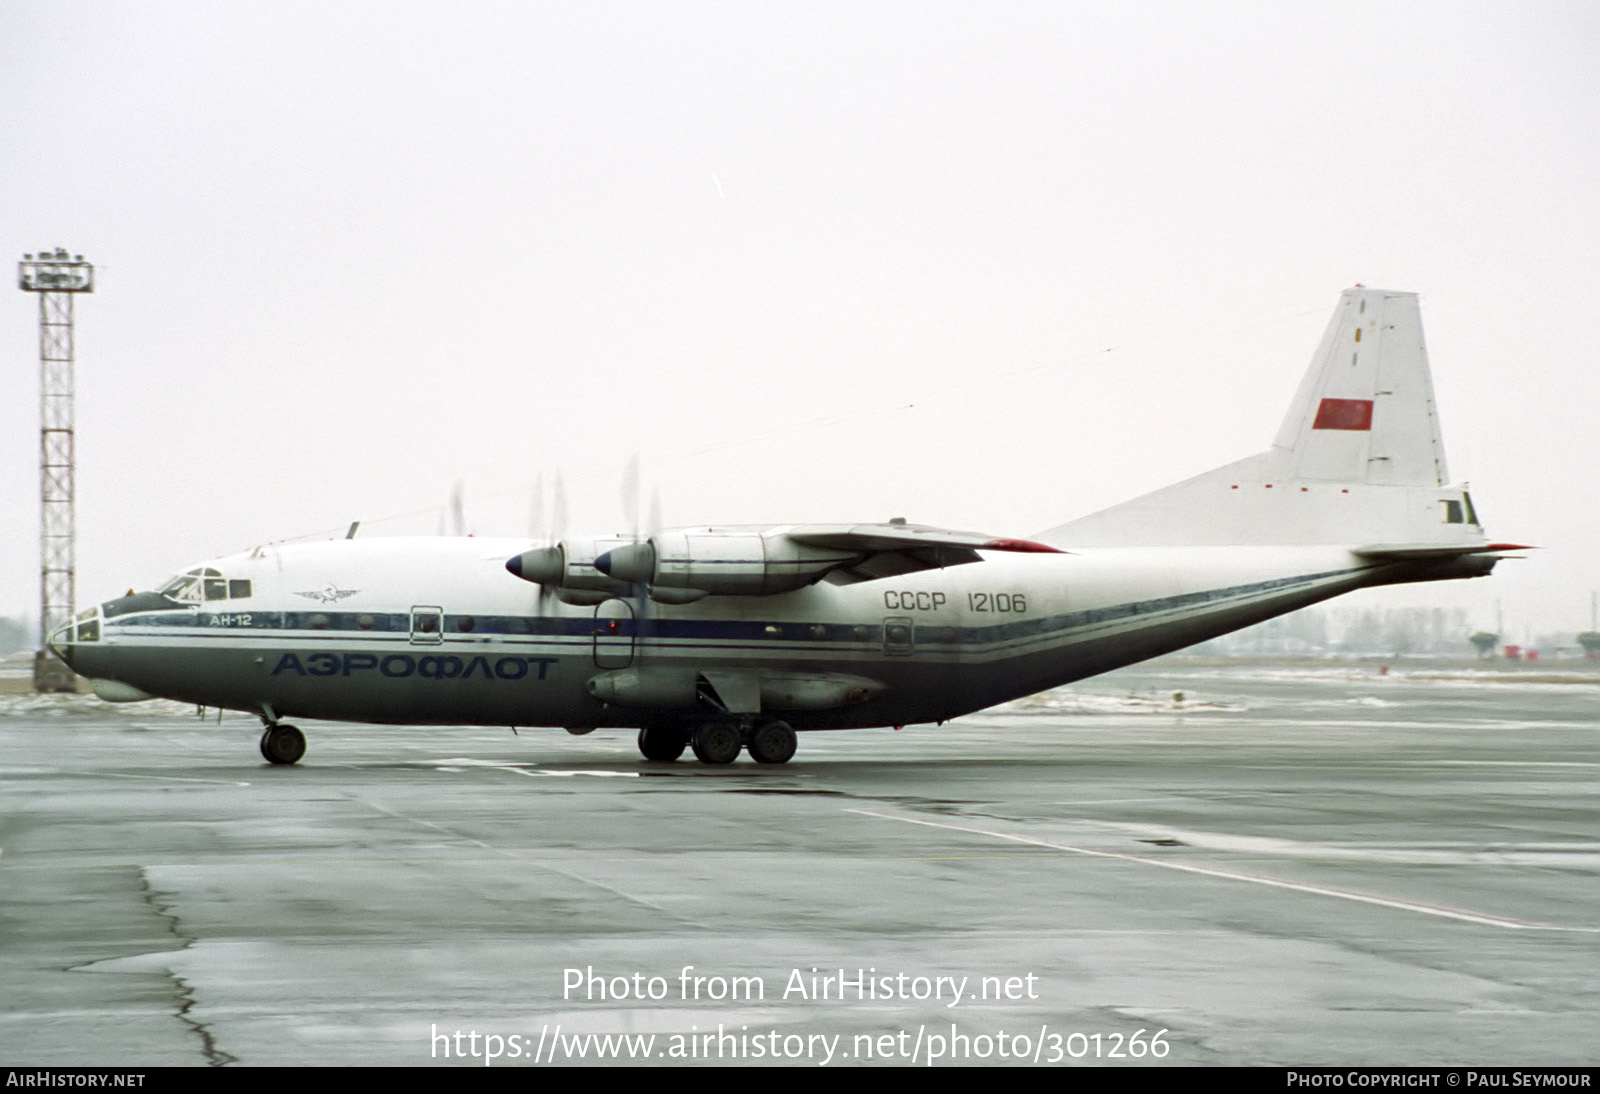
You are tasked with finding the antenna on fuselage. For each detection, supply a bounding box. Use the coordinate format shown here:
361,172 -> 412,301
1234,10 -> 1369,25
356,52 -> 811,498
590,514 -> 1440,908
346,521 -> 360,540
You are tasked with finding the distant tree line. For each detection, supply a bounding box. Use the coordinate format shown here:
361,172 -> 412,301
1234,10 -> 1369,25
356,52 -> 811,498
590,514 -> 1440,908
1194,606 -> 1479,656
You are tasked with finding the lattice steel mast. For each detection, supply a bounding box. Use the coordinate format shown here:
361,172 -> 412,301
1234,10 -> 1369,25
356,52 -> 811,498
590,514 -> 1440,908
19,248 -> 93,692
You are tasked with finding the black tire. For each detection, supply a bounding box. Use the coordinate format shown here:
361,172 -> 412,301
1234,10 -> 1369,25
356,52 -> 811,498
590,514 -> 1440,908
637,725 -> 690,762
261,724 -> 306,765
747,719 -> 797,765
690,720 -> 742,765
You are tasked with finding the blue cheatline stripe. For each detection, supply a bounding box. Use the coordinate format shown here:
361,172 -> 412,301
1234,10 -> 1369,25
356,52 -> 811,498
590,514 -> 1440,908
103,567 -> 1363,651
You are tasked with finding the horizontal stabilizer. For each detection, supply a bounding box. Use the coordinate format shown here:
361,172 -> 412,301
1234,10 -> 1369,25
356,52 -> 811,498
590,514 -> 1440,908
1353,542 -> 1533,561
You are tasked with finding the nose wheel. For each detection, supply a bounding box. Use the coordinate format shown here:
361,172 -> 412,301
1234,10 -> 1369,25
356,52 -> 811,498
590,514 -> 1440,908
260,724 -> 306,765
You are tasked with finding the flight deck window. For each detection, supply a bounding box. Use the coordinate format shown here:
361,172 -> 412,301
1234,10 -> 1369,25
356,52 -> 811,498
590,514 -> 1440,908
159,573 -> 201,602
229,580 -> 252,599
203,577 -> 228,600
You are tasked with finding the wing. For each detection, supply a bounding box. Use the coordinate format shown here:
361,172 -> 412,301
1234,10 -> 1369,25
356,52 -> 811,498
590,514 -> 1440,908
509,522 -> 1064,598
785,522 -> 1063,585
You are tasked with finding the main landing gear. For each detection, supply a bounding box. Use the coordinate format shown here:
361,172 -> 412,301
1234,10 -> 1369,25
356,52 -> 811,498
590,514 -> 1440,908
637,718 -> 797,766
259,723 -> 306,765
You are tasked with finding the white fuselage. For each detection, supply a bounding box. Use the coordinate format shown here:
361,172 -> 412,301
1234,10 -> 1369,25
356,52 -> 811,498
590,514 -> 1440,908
59,536 -> 1418,732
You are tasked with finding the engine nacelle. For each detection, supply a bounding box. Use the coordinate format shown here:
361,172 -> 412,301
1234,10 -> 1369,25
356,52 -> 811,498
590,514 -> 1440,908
506,537 -> 634,596
595,529 -> 857,596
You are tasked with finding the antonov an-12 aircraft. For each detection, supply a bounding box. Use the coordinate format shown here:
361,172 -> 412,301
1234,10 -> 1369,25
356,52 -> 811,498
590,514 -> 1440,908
50,288 -> 1521,766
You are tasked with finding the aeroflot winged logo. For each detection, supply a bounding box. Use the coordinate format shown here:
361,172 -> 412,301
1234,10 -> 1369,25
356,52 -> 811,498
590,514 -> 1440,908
294,584 -> 361,604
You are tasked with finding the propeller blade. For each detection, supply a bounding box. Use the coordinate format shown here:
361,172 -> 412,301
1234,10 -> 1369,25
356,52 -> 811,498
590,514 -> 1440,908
449,480 -> 467,537
621,454 -> 641,540
528,473 -> 545,541
551,472 -> 569,544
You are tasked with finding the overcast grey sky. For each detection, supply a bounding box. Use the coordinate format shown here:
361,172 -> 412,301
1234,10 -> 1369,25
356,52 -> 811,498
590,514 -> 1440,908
3,1 -> 1597,641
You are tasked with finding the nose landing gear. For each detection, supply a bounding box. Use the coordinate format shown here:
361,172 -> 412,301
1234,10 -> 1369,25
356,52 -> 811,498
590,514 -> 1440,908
259,723 -> 306,765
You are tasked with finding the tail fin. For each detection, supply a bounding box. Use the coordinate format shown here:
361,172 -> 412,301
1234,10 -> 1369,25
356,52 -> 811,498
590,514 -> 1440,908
1269,288 -> 1447,487
1040,287 -> 1488,549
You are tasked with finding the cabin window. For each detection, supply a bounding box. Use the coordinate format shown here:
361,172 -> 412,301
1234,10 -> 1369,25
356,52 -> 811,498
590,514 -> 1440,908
229,579 -> 252,599
410,606 -> 445,645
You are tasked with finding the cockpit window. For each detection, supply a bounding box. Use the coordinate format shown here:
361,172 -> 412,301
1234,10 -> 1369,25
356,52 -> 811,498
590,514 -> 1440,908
158,567 -> 251,603
158,572 -> 202,602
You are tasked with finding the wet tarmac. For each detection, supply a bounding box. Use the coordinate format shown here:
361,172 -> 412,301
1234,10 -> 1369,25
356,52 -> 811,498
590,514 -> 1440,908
2,658 -> 1596,1066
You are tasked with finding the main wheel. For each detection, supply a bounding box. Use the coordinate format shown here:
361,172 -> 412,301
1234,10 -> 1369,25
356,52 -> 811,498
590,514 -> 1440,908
637,724 -> 690,762
261,724 -> 306,765
690,720 -> 742,765
747,719 -> 797,765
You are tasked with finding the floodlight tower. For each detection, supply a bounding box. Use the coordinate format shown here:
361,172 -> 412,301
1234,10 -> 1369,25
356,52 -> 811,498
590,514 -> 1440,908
18,248 -> 93,692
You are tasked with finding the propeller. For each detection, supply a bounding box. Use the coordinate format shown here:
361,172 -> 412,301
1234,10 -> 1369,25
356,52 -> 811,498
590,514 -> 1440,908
509,463 -> 673,662
519,471 -> 570,618
619,455 -> 652,661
